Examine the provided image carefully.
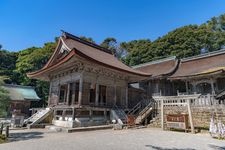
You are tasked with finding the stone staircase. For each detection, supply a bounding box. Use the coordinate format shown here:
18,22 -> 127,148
24,108 -> 52,127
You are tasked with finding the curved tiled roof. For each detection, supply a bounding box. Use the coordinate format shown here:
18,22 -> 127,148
133,56 -> 178,78
27,31 -> 150,80
170,50 -> 225,79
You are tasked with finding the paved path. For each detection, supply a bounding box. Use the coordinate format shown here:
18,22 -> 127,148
0,128 -> 224,150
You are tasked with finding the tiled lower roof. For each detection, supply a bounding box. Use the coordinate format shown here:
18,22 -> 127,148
2,84 -> 40,101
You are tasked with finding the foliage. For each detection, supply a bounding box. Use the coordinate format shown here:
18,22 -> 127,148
0,50 -> 18,83
123,14 -> 225,66
0,77 -> 10,117
0,134 -> 6,144
15,42 -> 56,107
80,36 -> 95,43
100,37 -> 127,59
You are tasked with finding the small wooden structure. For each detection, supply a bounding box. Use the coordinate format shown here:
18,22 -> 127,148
153,95 -> 199,133
2,84 -> 40,117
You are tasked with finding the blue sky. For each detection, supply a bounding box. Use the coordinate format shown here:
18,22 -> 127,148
0,0 -> 225,51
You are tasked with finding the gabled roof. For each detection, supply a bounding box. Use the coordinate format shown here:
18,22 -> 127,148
2,84 -> 40,101
27,31 -> 150,81
132,56 -> 178,78
170,49 -> 225,79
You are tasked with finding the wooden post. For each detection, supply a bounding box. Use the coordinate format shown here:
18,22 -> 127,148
48,81 -> 52,106
78,75 -> 83,106
161,99 -> 164,130
104,109 -> 107,121
71,82 -> 76,105
0,123 -> 3,134
185,81 -> 188,94
72,107 -> 75,120
125,85 -> 128,108
95,83 -> 99,106
210,78 -> 215,95
5,126 -> 9,138
89,109 -> 93,121
62,110 -> 66,121
187,99 -> 194,133
66,83 -> 71,105
114,80 -> 117,105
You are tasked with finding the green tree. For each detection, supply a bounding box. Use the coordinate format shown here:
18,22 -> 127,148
0,77 -> 9,117
80,36 -> 95,43
0,49 -> 18,84
15,42 -> 56,107
100,37 -> 127,59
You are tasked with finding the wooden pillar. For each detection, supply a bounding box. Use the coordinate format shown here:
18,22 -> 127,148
187,99 -> 194,133
95,83 -> 99,106
104,109 -> 107,121
210,78 -> 215,95
185,81 -> 188,94
161,99 -> 164,130
89,109 -> 93,120
62,110 -> 66,121
72,107 -> 75,120
78,75 -> 83,106
66,83 -> 71,105
71,83 -> 76,105
48,81 -> 52,107
53,110 -> 57,120
125,85 -> 128,108
193,82 -> 197,94
114,80 -> 117,105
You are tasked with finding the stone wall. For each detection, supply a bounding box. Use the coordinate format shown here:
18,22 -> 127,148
149,105 -> 225,129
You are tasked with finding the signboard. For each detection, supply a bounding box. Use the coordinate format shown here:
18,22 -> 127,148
166,114 -> 188,130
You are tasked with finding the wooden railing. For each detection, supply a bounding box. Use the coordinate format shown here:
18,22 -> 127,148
153,94 -> 223,108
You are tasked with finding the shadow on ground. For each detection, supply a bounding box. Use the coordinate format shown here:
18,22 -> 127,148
9,132 -> 44,142
208,144 -> 225,150
145,145 -> 195,150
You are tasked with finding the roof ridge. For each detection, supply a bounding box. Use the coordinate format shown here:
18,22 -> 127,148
181,49 -> 225,62
61,30 -> 113,54
132,56 -> 176,68
3,84 -> 34,89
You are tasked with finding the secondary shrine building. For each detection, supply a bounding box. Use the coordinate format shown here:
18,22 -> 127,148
27,31 -> 149,127
134,50 -> 225,105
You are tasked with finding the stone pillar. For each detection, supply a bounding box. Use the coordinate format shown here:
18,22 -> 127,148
78,75 -> 83,106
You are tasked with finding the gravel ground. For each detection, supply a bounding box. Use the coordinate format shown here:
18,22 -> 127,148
0,128 -> 224,150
